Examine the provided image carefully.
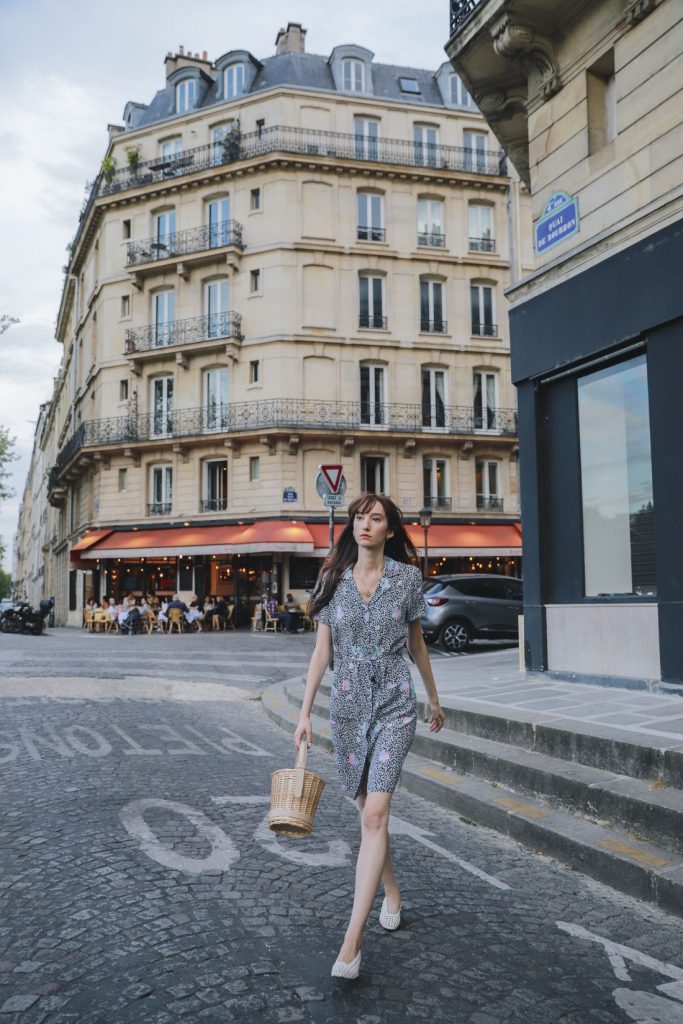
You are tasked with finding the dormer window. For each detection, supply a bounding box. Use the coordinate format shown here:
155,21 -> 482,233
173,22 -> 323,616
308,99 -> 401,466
399,77 -> 421,95
224,64 -> 246,98
450,74 -> 474,108
342,58 -> 365,93
175,79 -> 197,114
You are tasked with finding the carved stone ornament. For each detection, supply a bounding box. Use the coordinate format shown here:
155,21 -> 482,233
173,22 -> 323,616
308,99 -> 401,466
477,87 -> 529,121
490,14 -> 560,100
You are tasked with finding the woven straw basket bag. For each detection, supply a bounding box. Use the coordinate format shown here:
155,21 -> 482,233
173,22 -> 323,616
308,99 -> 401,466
268,742 -> 325,838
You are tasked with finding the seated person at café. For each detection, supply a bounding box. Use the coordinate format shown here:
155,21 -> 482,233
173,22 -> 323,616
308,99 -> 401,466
267,593 -> 301,633
185,600 -> 204,631
211,596 -> 228,628
157,598 -> 170,627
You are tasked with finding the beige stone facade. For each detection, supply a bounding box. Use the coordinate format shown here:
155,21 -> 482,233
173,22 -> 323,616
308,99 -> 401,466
446,0 -> 683,684
17,25 -> 531,625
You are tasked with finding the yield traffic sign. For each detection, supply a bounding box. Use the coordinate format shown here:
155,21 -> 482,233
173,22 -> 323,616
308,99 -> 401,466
320,464 -> 343,493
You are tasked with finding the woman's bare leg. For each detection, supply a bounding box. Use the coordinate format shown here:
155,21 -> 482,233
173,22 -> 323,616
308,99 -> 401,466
357,793 -> 401,911
337,792 -> 394,963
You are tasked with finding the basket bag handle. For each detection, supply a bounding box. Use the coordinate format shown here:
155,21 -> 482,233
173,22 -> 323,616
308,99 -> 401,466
294,741 -> 308,799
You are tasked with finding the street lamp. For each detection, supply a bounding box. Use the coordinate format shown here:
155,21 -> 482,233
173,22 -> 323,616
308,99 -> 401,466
419,505 -> 432,578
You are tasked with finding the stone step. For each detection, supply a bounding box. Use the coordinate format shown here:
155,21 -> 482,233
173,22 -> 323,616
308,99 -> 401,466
319,679 -> 683,789
262,679 -> 683,918
285,682 -> 683,856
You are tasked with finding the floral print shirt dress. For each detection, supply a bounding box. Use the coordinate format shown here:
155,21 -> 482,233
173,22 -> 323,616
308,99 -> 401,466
314,557 -> 427,798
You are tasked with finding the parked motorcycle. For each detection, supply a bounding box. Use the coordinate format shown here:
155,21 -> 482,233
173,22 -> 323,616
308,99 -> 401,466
0,598 -> 54,636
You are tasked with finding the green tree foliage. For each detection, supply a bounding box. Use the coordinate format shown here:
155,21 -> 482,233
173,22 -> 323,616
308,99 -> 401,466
0,567 -> 11,599
0,425 -> 17,503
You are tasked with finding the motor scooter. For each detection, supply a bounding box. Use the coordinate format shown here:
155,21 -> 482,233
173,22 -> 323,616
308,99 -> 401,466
0,598 -> 54,636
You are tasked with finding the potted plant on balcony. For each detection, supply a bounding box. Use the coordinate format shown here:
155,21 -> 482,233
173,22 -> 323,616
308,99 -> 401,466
101,156 -> 116,185
125,146 -> 141,177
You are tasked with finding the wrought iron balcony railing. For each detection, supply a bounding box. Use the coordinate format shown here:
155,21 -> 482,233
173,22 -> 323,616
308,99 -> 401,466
98,125 -> 506,198
147,502 -> 172,516
420,320 -> 448,334
417,230 -> 446,248
469,236 -> 496,253
47,400 -> 518,487
359,314 -> 388,330
126,221 -> 244,267
357,226 -> 386,242
477,495 -> 504,511
450,0 -> 484,34
472,322 -> 499,337
200,498 -> 228,513
125,311 -> 243,354
424,495 -> 453,511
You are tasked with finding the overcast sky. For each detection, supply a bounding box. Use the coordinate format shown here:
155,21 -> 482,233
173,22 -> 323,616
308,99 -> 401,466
0,0 -> 451,572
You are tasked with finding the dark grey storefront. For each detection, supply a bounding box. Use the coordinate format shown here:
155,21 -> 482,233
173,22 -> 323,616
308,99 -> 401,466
512,218 -> 683,687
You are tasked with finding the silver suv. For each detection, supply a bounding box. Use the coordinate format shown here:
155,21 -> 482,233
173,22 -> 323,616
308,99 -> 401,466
421,574 -> 523,652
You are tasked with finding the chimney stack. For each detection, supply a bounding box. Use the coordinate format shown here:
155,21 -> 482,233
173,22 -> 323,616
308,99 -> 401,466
275,22 -> 307,55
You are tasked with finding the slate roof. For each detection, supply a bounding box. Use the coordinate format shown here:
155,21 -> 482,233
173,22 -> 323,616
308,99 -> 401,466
127,50 -> 450,130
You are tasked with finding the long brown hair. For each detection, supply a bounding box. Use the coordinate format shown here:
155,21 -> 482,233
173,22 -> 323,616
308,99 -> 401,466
306,492 -> 419,618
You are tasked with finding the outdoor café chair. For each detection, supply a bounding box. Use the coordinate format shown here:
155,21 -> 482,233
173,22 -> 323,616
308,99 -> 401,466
167,608 -> 184,634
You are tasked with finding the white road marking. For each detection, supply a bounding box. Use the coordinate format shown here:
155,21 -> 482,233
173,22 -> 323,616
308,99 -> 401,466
557,921 -> 683,983
389,814 -> 511,891
120,798 -> 240,874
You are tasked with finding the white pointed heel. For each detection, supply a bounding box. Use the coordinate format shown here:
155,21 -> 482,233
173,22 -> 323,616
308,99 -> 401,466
379,896 -> 401,931
330,951 -> 361,979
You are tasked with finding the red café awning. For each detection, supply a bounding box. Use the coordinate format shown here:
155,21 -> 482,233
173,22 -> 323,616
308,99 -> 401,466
76,520 -> 522,560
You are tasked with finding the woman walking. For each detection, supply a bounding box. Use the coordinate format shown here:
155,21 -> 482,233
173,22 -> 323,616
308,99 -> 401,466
294,492 -> 445,980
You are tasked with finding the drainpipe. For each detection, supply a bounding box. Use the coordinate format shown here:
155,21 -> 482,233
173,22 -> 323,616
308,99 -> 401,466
506,181 -> 518,288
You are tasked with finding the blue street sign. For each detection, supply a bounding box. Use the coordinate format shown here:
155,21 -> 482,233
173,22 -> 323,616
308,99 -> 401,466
282,487 -> 298,502
534,191 -> 580,254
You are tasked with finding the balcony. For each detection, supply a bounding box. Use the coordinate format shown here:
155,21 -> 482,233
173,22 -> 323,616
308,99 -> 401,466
473,408 -> 517,433
147,502 -> 172,516
424,496 -> 453,511
477,495 -> 504,512
200,498 -> 228,513
47,399 -> 518,490
357,226 -> 386,243
98,125 -> 507,199
472,322 -> 498,338
469,236 -> 496,253
450,0 -> 483,33
126,221 -> 244,269
420,320 -> 448,334
359,315 -> 388,330
417,231 -> 446,248
125,312 -> 243,359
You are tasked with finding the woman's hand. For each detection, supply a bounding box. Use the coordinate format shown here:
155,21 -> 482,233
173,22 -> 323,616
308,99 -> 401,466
294,714 -> 312,751
428,701 -> 445,733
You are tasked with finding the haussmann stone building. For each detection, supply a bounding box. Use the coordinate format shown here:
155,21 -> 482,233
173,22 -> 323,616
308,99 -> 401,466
446,0 -> 683,689
17,21 -> 534,627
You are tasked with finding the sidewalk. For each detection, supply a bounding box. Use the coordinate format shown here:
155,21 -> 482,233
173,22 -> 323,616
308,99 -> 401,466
412,648 -> 683,746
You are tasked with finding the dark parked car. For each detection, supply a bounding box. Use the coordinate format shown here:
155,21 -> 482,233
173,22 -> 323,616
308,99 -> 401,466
421,574 -> 523,652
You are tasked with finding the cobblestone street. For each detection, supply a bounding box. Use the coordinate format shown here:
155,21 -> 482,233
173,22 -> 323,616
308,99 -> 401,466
1,631 -> 682,1023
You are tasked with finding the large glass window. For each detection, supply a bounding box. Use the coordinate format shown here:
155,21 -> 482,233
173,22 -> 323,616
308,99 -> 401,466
203,459 -> 228,512
468,204 -> 494,252
360,364 -> 386,425
417,198 -> 445,248
476,460 -> 501,511
207,197 -> 231,247
578,355 -> 655,596
413,124 -> 438,167
359,275 -> 385,329
361,456 -> 386,494
354,117 -> 379,160
154,210 -> 176,256
420,280 -> 445,333
473,371 -> 498,430
175,79 -> 196,114
471,284 -> 495,336
204,368 -> 229,431
149,465 -> 173,515
464,130 -> 488,173
423,457 -> 449,508
449,74 -> 474,108
151,376 -> 174,436
224,64 -> 246,98
342,59 -> 365,92
357,192 -> 384,242
421,368 -> 446,428
205,279 -> 230,337
153,289 -> 175,346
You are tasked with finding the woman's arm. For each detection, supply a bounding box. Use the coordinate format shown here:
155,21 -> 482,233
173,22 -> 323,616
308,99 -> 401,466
407,619 -> 445,733
293,623 -> 332,750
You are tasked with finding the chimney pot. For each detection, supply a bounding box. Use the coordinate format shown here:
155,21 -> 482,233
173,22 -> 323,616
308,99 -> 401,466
276,22 -> 307,55
202,50 -> 208,60
179,45 -> 184,55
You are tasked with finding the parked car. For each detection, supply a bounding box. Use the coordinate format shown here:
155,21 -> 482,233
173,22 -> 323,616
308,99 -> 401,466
0,599 -> 15,615
421,574 -> 523,652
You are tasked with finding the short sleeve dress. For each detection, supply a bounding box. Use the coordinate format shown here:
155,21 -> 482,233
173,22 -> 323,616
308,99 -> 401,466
314,557 -> 426,798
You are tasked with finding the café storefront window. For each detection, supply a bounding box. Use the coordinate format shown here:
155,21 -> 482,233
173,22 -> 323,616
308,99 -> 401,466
577,354 -> 656,598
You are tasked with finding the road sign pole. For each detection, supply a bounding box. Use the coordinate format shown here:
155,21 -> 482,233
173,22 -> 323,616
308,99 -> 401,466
328,505 -> 335,554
